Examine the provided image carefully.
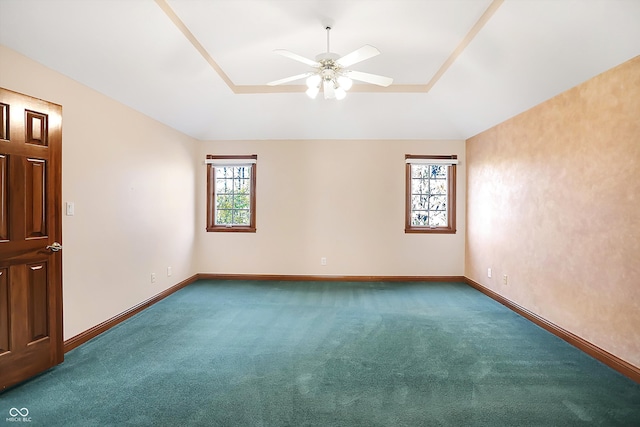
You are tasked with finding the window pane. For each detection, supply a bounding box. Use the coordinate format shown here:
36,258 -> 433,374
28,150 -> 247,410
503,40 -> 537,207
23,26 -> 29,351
216,195 -> 233,209
216,209 -> 233,225
235,178 -> 250,194
216,178 -> 232,194
430,165 -> 447,178
233,194 -> 250,209
411,165 -> 429,179
412,178 -> 429,195
234,210 -> 250,225
216,166 -> 233,178
411,195 -> 429,210
429,196 -> 447,211
411,211 -> 429,226
234,166 -> 250,178
430,211 -> 447,227
429,179 -> 447,195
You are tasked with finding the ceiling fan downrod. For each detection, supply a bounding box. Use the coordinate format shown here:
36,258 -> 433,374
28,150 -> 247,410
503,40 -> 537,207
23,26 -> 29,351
326,26 -> 331,53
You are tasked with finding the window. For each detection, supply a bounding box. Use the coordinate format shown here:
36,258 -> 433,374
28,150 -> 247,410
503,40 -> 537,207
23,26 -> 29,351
206,155 -> 257,232
405,154 -> 457,234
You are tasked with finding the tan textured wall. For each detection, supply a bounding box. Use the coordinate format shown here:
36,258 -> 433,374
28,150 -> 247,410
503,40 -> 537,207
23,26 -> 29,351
466,56 -> 640,368
195,139 -> 466,277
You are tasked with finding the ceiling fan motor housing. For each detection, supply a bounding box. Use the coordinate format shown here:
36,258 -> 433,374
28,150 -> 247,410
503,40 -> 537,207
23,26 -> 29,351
315,52 -> 340,62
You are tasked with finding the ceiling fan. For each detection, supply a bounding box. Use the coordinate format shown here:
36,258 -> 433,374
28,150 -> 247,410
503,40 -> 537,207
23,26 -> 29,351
267,26 -> 393,100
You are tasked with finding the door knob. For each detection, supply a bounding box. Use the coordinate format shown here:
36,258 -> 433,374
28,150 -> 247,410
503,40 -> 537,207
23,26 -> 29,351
46,242 -> 62,252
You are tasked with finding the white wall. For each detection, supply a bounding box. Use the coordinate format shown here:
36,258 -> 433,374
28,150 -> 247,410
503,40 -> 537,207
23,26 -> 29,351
195,139 -> 465,276
1,44 -> 465,341
0,46 -> 199,340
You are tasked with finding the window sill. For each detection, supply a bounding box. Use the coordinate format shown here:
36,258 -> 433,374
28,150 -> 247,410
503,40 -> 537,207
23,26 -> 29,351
207,226 -> 256,233
405,227 -> 456,234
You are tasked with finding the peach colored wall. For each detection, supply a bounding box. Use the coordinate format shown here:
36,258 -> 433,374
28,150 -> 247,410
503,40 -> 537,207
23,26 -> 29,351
0,45 -> 199,340
195,139 -> 466,276
466,56 -> 640,368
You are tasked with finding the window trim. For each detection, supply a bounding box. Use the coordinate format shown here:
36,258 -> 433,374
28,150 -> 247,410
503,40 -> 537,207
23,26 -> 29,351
405,154 -> 457,234
206,154 -> 257,233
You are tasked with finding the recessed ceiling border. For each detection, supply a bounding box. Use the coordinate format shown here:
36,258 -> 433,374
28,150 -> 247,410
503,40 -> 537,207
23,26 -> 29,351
155,0 -> 503,94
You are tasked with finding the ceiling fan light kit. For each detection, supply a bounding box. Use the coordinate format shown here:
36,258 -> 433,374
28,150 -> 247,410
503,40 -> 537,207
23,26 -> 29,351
268,26 -> 393,100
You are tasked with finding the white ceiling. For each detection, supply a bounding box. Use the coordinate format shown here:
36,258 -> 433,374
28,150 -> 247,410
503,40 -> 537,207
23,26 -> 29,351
1,0 -> 639,141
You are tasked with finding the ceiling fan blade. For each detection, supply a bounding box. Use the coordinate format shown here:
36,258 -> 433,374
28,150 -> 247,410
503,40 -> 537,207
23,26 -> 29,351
345,70 -> 393,87
267,72 -> 315,86
335,45 -> 380,67
274,49 -> 320,67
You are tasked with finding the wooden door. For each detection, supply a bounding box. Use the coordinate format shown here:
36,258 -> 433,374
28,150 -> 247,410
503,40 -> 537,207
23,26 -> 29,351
0,88 -> 63,391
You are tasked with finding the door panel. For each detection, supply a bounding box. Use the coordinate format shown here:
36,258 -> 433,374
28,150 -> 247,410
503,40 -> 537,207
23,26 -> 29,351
0,103 -> 8,140
0,267 -> 8,354
0,155 -> 8,240
25,110 -> 48,147
28,262 -> 49,342
0,87 -> 62,392
25,158 -> 47,238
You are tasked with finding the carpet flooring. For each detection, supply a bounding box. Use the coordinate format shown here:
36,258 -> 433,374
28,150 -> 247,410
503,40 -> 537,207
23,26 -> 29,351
1,280 -> 639,426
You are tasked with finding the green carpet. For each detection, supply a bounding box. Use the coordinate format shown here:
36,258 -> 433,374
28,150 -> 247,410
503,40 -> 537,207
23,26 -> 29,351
1,280 -> 639,426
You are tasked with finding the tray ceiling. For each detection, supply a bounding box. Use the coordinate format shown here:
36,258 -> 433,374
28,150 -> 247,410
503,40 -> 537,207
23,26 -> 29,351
1,0 -> 639,140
